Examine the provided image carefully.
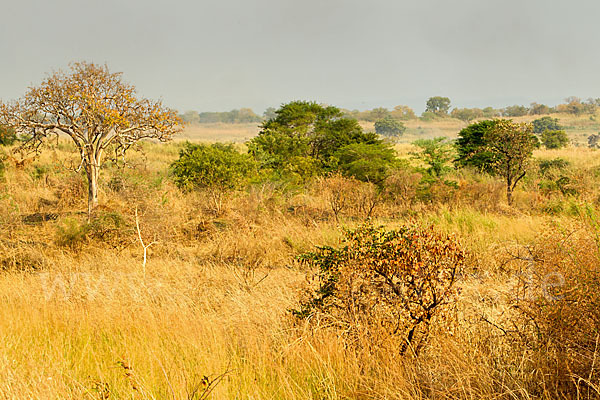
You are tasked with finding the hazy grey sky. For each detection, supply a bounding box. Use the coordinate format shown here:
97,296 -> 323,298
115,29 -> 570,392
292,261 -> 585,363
1,0 -> 599,114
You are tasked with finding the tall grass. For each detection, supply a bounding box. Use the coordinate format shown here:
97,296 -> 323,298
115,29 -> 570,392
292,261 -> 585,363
0,129 -> 599,398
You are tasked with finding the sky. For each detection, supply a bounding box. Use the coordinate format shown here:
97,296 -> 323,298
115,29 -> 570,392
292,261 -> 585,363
1,0 -> 599,114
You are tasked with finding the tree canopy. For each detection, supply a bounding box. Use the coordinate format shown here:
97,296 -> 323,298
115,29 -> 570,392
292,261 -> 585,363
532,116 -> 562,134
454,120 -> 500,173
247,101 -> 382,179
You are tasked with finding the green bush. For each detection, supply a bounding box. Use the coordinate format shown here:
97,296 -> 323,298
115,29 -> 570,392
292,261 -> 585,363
171,142 -> 256,191
532,116 -> 561,134
540,129 -> 569,149
333,142 -> 398,184
374,116 -> 406,137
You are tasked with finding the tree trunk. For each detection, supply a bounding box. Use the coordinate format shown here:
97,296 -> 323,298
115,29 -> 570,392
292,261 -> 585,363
86,161 -> 99,219
506,182 -> 513,206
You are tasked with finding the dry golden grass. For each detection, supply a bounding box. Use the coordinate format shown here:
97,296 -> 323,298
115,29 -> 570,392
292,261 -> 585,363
1,114 -> 599,398
178,123 -> 261,143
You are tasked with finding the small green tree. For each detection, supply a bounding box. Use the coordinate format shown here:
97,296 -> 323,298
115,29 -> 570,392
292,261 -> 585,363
172,142 -> 255,191
425,96 -> 451,115
411,137 -> 454,179
374,116 -> 406,137
263,107 -> 277,121
532,116 -> 561,134
482,107 -> 500,118
529,102 -> 550,115
540,130 -> 569,149
482,120 -> 538,205
171,142 -> 256,213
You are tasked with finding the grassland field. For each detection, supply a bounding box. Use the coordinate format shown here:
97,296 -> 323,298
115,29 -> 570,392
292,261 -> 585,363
0,112 -> 599,399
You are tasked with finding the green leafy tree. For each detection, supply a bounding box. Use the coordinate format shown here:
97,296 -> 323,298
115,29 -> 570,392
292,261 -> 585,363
540,130 -> 569,149
532,116 -> 561,134
454,120 -> 500,173
180,111 -> 200,124
333,142 -> 398,184
374,116 -> 406,137
248,101 -> 380,178
482,120 -> 538,205
482,107 -> 500,118
425,96 -> 451,115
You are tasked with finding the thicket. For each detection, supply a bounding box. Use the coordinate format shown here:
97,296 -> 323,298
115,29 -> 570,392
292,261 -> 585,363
295,223 -> 465,355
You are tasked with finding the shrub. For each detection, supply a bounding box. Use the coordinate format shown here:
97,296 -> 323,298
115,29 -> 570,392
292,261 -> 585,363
383,169 -> 422,208
411,137 -> 455,179
315,173 -> 362,222
537,158 -> 576,196
172,142 -> 256,214
374,116 -> 406,137
295,223 -> 465,355
171,142 -> 256,191
419,111 -> 438,122
588,133 -> 600,149
540,130 -> 569,149
56,212 -> 132,250
450,107 -> 483,122
532,116 -> 562,134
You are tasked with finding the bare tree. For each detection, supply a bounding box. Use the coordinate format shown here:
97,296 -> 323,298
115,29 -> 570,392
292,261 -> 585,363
0,62 -> 181,216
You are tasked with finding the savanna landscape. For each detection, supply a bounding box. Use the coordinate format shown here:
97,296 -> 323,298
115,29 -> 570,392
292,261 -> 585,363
0,62 -> 600,400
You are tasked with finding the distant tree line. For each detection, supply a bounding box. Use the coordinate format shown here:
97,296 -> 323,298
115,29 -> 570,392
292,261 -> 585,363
180,96 -> 600,125
181,108 -> 263,124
